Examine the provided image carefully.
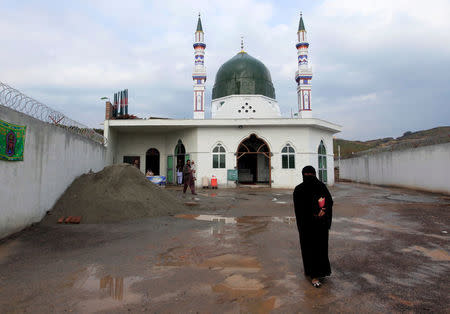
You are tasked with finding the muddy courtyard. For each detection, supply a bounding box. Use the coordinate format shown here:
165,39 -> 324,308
0,182 -> 449,313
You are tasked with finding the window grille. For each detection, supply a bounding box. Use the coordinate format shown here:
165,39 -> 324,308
281,144 -> 295,169
212,144 -> 226,168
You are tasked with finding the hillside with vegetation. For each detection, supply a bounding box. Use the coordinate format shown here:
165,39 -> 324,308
333,126 -> 450,159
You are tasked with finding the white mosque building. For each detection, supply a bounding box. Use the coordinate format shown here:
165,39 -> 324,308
103,14 -> 341,188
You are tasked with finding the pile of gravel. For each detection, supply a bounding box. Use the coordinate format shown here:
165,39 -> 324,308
43,164 -> 186,223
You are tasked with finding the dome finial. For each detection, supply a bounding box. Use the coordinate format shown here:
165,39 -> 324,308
240,36 -> 245,53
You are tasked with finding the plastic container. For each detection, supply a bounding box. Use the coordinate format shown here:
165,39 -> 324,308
211,175 -> 218,189
202,176 -> 209,188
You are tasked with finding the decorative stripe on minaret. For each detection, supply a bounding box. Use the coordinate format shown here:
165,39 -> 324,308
295,12 -> 313,117
192,14 -> 206,119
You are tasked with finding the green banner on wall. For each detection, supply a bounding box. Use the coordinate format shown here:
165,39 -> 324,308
0,119 -> 26,161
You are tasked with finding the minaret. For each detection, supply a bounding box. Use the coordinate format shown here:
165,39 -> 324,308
192,14 -> 206,119
295,12 -> 313,118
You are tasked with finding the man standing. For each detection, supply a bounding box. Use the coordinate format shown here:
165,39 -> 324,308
183,160 -> 197,195
190,160 -> 197,181
293,165 -> 333,288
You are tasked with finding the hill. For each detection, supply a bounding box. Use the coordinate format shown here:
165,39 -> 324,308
333,126 -> 450,159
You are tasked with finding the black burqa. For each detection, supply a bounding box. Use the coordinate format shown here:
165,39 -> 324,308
293,166 -> 333,278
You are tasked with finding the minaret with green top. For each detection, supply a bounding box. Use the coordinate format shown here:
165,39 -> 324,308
193,14 -> 206,119
295,12 -> 313,118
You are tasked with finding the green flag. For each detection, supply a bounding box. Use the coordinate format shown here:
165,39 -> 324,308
0,119 -> 26,161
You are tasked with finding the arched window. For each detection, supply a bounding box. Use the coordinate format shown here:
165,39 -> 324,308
212,144 -> 226,168
174,139 -> 185,155
281,144 -> 295,169
318,140 -> 327,183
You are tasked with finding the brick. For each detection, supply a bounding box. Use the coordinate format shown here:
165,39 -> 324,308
71,216 -> 81,224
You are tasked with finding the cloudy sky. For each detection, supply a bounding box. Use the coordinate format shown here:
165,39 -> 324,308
1,0 -> 449,140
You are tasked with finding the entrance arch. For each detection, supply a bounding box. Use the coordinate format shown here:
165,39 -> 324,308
145,148 -> 160,175
174,139 -> 186,171
236,134 -> 271,186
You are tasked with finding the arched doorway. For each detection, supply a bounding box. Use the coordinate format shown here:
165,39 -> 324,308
145,148 -> 160,175
237,134 -> 271,186
318,140 -> 327,183
174,139 -> 186,171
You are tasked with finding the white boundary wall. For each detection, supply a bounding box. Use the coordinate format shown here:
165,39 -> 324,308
339,143 -> 450,194
0,106 -> 106,239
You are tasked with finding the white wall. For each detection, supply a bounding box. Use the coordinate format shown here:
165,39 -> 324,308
113,128 -> 198,177
0,106 -> 106,239
340,143 -> 450,194
192,125 -> 335,188
108,124 -> 336,189
212,94 -> 281,119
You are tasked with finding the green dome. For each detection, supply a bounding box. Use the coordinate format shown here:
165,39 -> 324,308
212,52 -> 276,100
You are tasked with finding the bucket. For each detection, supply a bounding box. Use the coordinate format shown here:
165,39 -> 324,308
211,175 -> 218,189
202,176 -> 209,188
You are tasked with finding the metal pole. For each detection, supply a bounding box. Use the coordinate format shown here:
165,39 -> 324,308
338,144 -> 341,171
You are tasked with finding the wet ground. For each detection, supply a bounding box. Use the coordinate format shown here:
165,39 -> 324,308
0,182 -> 449,313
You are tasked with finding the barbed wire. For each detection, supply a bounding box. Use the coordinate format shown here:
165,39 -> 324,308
0,82 -> 105,144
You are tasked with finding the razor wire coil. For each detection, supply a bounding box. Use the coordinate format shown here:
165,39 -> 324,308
0,82 -> 106,144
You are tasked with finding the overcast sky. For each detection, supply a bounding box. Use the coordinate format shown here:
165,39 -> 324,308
1,0 -> 449,140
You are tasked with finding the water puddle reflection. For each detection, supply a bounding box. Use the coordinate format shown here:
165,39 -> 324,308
176,214 -> 296,225
386,194 -> 440,203
74,266 -> 143,313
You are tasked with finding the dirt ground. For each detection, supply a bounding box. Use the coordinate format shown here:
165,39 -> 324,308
0,182 -> 449,313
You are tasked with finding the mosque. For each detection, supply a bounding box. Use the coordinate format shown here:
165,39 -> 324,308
103,14 -> 341,188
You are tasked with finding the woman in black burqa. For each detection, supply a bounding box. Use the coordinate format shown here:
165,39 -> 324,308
293,165 -> 333,288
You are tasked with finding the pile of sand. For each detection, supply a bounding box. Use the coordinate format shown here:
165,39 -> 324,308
43,164 -> 186,223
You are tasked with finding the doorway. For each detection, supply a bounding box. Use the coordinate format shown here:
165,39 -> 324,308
236,134 -> 271,185
167,139 -> 188,184
174,139 -> 186,173
145,148 -> 160,175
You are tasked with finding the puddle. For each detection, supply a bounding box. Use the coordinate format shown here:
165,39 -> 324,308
401,245 -> 450,262
334,217 -> 448,240
74,266 -> 143,313
213,274 -> 264,297
271,216 -> 296,224
201,254 -> 261,273
197,215 -> 236,224
386,194 -> 439,203
213,274 -> 278,313
176,214 -> 296,225
175,214 -> 200,220
175,214 -> 236,224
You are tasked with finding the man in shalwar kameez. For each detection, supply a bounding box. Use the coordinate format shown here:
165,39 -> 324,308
293,165 -> 333,288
